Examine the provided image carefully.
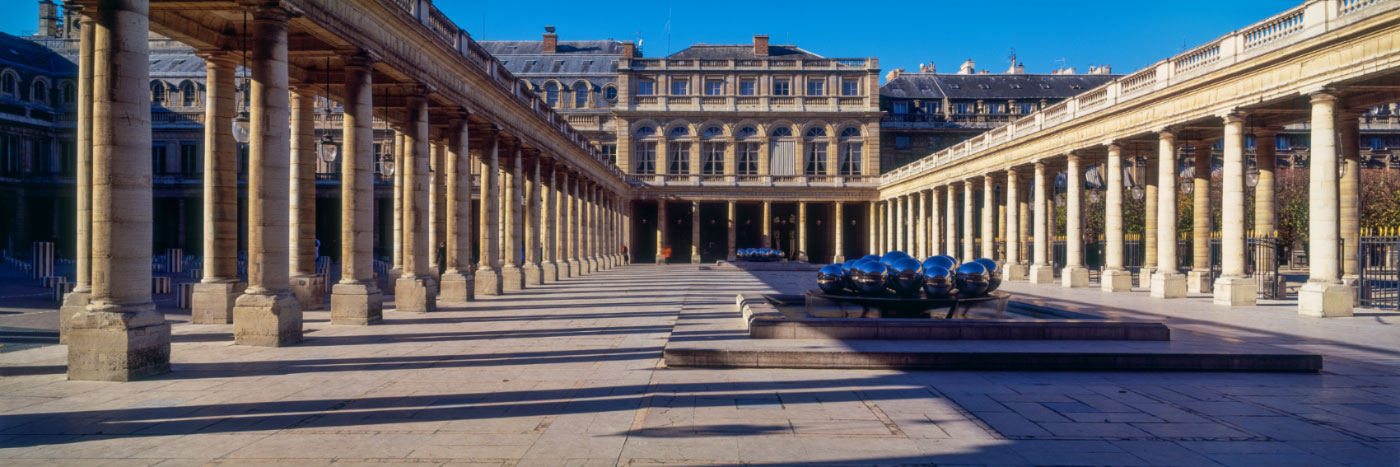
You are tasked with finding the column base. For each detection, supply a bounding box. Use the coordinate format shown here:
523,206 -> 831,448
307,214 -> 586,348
439,271 -> 475,302
1150,272 -> 1187,299
66,303 -> 170,381
1186,270 -> 1212,294
582,257 -> 595,274
832,254 -> 844,264
1029,265 -> 1054,284
58,290 -> 90,344
1101,269 -> 1134,292
330,281 -> 383,325
569,259 -> 583,275
1004,263 -> 1027,281
542,261 -> 559,282
1213,276 -> 1257,306
384,267 -> 402,295
289,274 -> 325,311
233,291 -> 303,347
691,254 -> 701,264
475,267 -> 503,296
502,265 -> 526,291
796,253 -> 808,263
394,276 -> 437,313
523,262 -> 543,285
1061,266 -> 1089,288
559,260 -> 573,278
190,280 -> 246,324
1138,267 -> 1156,289
1298,280 -> 1354,317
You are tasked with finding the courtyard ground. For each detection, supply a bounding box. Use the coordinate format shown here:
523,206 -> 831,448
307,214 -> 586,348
0,264 -> 1396,466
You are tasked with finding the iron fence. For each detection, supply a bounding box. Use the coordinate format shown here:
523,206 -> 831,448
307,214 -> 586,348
1359,234 -> 1400,310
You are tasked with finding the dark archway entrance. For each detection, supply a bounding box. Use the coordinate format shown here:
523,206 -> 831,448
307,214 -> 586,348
631,200 -> 658,264
698,202 -> 727,263
735,202 -> 763,251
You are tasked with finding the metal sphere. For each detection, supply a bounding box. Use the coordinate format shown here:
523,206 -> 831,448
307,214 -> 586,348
851,261 -> 889,295
924,256 -> 956,272
923,266 -> 954,298
817,264 -> 847,294
973,258 -> 1002,293
860,254 -> 881,263
887,257 -> 925,295
954,262 -> 991,296
879,251 -> 910,268
938,255 -> 960,270
841,260 -> 859,290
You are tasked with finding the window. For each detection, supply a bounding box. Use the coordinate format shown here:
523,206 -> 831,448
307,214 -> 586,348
544,82 -> 559,106
986,103 -> 1005,114
840,142 -> 862,175
667,142 -> 690,174
0,71 -> 15,97
0,134 -> 18,176
603,85 -> 618,101
840,127 -> 861,138
59,82 -> 74,104
804,142 -> 826,175
892,102 -> 908,114
150,80 -> 166,105
737,143 -> 758,175
701,143 -> 724,174
670,78 -> 689,96
179,81 -> 197,107
702,126 -> 723,138
771,127 -> 792,137
634,142 -> 656,174
32,81 -> 47,104
58,140 -> 74,175
737,126 -> 758,138
841,79 -> 859,96
805,127 -> 826,138
181,143 -> 199,174
1019,103 -> 1035,114
704,79 -> 723,96
601,144 -> 617,165
954,103 -> 974,114
152,144 -> 168,174
894,136 -> 910,149
668,126 -> 688,139
637,79 -> 655,96
574,82 -> 589,108
922,101 -> 940,114
739,79 -> 756,96
806,79 -> 824,96
635,126 -> 656,138
772,79 -> 790,96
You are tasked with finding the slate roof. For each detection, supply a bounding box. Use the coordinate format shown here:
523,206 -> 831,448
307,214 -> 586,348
666,44 -> 821,60
480,40 -> 629,56
481,40 -> 628,76
881,73 -> 1120,100
0,32 -> 72,75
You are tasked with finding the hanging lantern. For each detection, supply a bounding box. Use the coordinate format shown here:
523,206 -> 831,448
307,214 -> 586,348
1180,178 -> 1194,195
317,133 -> 338,163
380,157 -> 395,177
1246,164 -> 1260,188
232,111 -> 251,144
1131,186 -> 1145,201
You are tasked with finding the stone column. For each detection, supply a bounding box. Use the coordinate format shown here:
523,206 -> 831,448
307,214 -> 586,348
1341,112 -> 1361,286
189,53 -> 244,325
68,0 -> 170,380
945,186 -> 957,257
832,201 -> 844,262
428,142 -> 444,280
914,193 -> 926,258
875,200 -> 885,253
868,201 -> 878,254
288,90 -> 321,309
475,133 -> 503,295
1063,153 -> 1088,287
330,53 -> 382,323
1254,129 -> 1277,238
761,201 -> 772,250
691,200 -> 702,263
440,117 -> 475,301
581,182 -> 595,273
1029,162 -> 1053,283
60,13 -> 96,342
727,201 -> 738,261
501,146 -> 526,288
559,170 -> 575,276
1215,113 -> 1256,305
541,163 -> 558,281
1187,143 -> 1213,293
395,93 -> 436,311
523,155 -> 543,284
894,196 -> 905,253
982,175 -> 996,260
1151,130 -> 1186,298
1142,149 -> 1159,288
797,201 -> 809,262
1005,169 -> 1026,280
388,129 -> 403,294
930,189 -> 943,257
232,5 -> 302,345
654,198 -> 667,265
1102,143 -> 1132,292
1298,92 -> 1353,317
963,180 -> 975,260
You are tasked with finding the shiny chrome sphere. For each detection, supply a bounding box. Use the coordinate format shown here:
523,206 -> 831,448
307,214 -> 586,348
879,251 -> 910,268
887,257 -> 924,296
841,260 -> 859,290
851,260 -> 889,295
923,266 -> 953,297
817,264 -> 847,294
954,262 -> 990,296
973,258 -> 1002,293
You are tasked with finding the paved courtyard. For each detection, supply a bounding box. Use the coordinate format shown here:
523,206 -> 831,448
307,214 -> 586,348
0,264 -> 1397,466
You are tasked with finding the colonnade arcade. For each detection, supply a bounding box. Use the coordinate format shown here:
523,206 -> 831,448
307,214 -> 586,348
57,0 -> 627,381
877,86 -> 1398,319
633,198 -> 871,264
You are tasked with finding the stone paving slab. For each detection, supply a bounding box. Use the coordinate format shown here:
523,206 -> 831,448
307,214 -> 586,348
0,265 -> 1395,466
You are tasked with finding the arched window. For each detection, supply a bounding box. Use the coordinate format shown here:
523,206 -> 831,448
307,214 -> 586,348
635,126 -> 656,138
150,80 -> 166,105
702,126 -> 722,138
59,82 -> 74,104
840,127 -> 861,138
668,126 -> 689,138
0,71 -> 17,97
178,80 -> 198,107
804,127 -> 828,175
736,126 -> 758,139
573,82 -> 589,108
735,126 -> 758,175
771,127 -> 792,137
804,127 -> 827,138
31,81 -> 47,104
544,82 -> 559,106
840,127 -> 864,175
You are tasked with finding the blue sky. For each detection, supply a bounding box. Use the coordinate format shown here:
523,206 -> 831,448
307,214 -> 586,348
1,0 -> 1299,81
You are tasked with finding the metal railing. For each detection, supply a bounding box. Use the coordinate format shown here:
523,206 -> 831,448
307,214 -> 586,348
1359,233 -> 1400,310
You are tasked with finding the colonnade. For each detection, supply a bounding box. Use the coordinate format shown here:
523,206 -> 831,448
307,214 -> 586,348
56,0 -> 627,381
877,97 -> 1364,318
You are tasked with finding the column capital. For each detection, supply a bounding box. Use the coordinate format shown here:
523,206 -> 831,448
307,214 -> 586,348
249,3 -> 293,23
1221,110 -> 1248,123
345,50 -> 380,70
1065,151 -> 1081,163
1308,90 -> 1338,103
196,51 -> 241,66
1158,126 -> 1181,138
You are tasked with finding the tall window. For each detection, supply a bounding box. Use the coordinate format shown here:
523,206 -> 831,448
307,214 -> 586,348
739,79 -> 756,96
1019,103 -> 1035,114
179,81 -> 197,107
32,81 -> 47,105
59,82 -> 74,105
573,82 -> 589,108
701,143 -> 724,174
704,79 -> 723,96
634,142 -> 656,174
601,144 -> 617,165
152,144 -> 168,174
667,142 -> 690,174
670,78 -> 689,96
806,79 -> 824,96
892,102 -> 908,114
955,103 -> 974,114
894,136 -> 910,149
181,143 -> 199,174
544,82 -> 559,106
839,127 -> 862,175
150,81 -> 166,105
841,79 -> 859,96
0,72 -> 15,97
736,143 -> 758,175
803,127 -> 827,175
986,103 -> 1005,114
772,79 -> 790,96
637,79 -> 655,95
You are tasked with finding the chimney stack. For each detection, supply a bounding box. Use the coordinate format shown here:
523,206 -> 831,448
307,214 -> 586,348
958,59 -> 975,75
542,25 -> 557,54
37,0 -> 59,37
621,41 -> 636,58
885,68 -> 904,82
753,35 -> 769,56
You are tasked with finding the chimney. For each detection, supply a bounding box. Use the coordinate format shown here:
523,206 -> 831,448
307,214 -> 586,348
927,62 -> 936,74
884,68 -> 903,82
1088,64 -> 1112,74
542,26 -> 557,54
753,35 -> 769,56
958,59 -> 975,75
37,0 -> 59,37
621,41 -> 636,58
918,64 -> 927,73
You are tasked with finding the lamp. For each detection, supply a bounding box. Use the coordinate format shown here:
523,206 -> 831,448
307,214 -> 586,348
1131,186 -> 1144,201
232,10 -> 250,145
317,133 -> 338,163
1180,178 -> 1193,195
